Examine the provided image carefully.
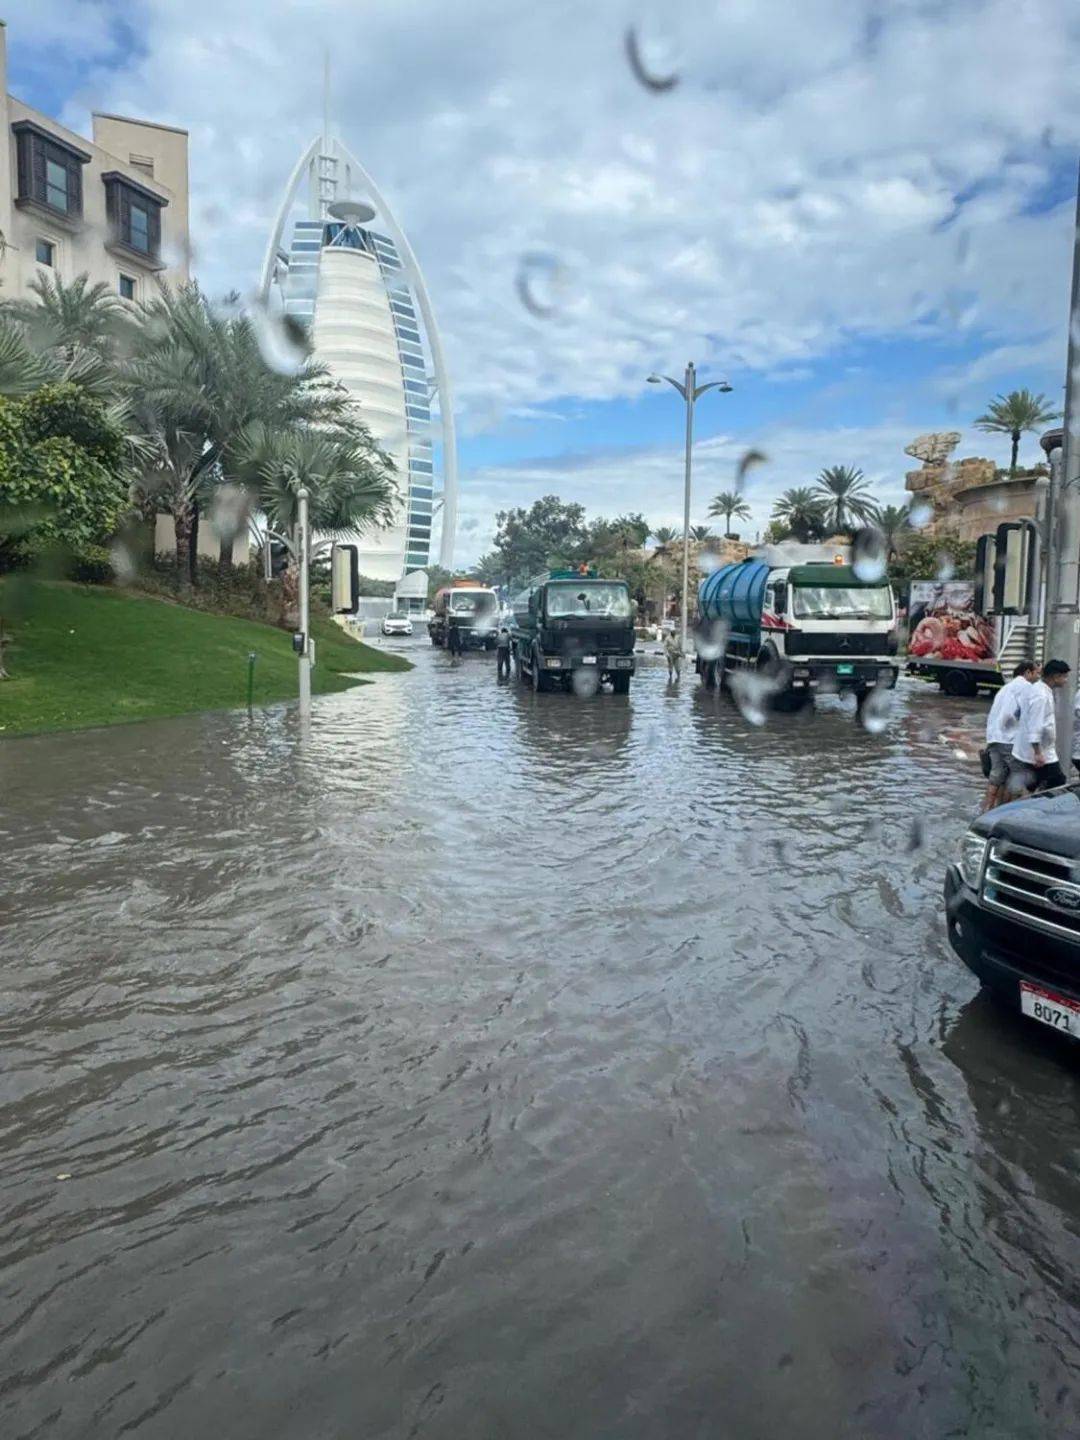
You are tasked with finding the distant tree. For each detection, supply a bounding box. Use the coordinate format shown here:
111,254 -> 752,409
491,494 -> 588,583
770,487 -> 829,543
425,564 -> 456,598
2,271 -> 131,367
887,530 -> 976,584
974,389 -> 1060,473
651,524 -> 678,551
814,465 -> 879,533
875,504 -> 912,562
689,524 -> 713,543
707,490 -> 751,535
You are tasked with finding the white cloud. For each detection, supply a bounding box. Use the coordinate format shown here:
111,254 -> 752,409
5,0 -> 1079,549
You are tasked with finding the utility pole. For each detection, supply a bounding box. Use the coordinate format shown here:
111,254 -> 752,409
647,364 -> 733,656
297,486 -> 312,718
1043,158 -> 1080,761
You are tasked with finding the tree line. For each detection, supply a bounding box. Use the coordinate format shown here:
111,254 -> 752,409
0,273 -> 397,603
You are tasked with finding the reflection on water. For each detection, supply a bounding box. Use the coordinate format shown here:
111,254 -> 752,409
1,650 -> 1076,1439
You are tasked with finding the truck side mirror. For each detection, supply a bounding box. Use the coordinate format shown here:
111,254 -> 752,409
991,522 -> 1037,615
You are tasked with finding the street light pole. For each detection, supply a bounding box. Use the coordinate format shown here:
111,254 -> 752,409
297,485 -> 311,717
647,364 -> 733,656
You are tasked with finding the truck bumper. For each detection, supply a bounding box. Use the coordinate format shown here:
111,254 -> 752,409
539,654 -> 635,673
944,864 -> 1080,1012
788,662 -> 898,690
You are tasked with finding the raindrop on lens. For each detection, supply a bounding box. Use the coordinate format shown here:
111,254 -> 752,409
694,619 -> 728,662
908,501 -> 933,530
571,668 -> 599,698
936,553 -> 955,582
515,252 -> 570,319
736,449 -> 767,493
109,540 -> 136,584
250,302 -> 307,375
852,527 -> 886,583
858,687 -> 892,734
623,24 -> 680,92
730,670 -> 774,726
906,817 -> 925,851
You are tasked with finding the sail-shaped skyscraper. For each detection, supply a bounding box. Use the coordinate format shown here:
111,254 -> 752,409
259,124 -> 457,604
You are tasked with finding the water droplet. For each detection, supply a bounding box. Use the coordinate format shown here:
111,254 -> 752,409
852,527 -> 886,583
623,24 -> 680,92
908,501 -> 933,530
995,1096 -> 1011,1116
906,817 -> 925,850
858,687 -> 892,734
936,554 -> 955,582
699,550 -> 720,574
736,449 -> 767,492
990,492 -> 1009,513
954,229 -> 972,270
694,618 -> 728,661
730,669 -> 776,726
250,301 -> 308,375
571,667 -> 599,698
209,483 -> 252,546
515,252 -> 571,319
108,539 -> 136,584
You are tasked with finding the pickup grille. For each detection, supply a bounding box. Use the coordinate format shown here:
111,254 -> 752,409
981,840 -> 1080,942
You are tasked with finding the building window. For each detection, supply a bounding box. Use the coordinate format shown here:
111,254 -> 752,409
12,121 -> 89,223
118,274 -> 136,300
101,172 -> 167,264
128,202 -> 150,252
35,238 -> 55,266
45,158 -> 70,211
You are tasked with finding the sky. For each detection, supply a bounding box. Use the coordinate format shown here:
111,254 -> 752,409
6,0 -> 1080,565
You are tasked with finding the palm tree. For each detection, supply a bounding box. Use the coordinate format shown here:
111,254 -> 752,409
650,525 -> 678,557
814,465 -> 878,533
974,389 -> 1060,473
127,285 -> 384,579
689,524 -> 714,543
2,271 -> 132,367
771,488 -> 828,543
708,489 -> 752,535
875,504 -> 911,563
234,422 -> 397,626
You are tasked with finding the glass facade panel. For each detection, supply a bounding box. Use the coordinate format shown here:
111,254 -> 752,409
129,203 -> 150,251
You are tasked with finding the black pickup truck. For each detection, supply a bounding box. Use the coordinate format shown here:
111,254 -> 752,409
945,787 -> 1080,1040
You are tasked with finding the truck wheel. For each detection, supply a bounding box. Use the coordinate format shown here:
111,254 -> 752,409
772,688 -> 807,712
942,669 -> 977,698
612,672 -> 631,695
530,650 -> 547,692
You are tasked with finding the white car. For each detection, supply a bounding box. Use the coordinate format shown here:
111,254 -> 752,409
381,611 -> 414,636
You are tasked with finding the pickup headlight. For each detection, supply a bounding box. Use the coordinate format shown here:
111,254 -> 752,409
958,830 -> 988,888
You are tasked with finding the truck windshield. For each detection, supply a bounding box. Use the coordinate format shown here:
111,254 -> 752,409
450,592 -> 495,613
546,584 -> 633,618
793,585 -> 892,620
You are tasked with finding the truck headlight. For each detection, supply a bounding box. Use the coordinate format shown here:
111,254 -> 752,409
958,831 -> 988,888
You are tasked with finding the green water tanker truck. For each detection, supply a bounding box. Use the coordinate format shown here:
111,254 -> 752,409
510,569 -> 637,693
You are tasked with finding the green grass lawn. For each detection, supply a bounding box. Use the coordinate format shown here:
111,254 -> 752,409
0,580 -> 411,737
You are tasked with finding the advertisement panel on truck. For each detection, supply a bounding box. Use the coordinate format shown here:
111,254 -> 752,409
907,581 -> 994,663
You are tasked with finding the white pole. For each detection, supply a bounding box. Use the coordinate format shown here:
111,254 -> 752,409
680,362 -> 696,656
298,486 -> 311,717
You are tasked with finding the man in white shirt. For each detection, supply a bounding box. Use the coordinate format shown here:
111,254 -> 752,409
982,660 -> 1037,810
1010,658 -> 1072,795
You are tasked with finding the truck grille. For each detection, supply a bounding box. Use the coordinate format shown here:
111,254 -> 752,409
981,840 -> 1080,942
785,632 -> 891,657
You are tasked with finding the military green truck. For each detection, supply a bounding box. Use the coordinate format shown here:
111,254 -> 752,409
509,569 -> 637,693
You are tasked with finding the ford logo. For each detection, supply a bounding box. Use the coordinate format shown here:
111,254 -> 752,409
1046,885 -> 1080,913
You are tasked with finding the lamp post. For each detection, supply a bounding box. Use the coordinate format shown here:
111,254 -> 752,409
647,363 -> 732,655
297,486 -> 311,717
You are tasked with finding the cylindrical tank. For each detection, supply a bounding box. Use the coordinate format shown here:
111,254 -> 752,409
698,559 -> 770,626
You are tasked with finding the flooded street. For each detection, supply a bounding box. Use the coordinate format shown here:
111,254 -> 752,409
2,645 -> 1078,1439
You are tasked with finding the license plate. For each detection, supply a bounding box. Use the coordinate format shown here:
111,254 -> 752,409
836,663 -> 854,676
582,655 -> 597,665
1020,982 -> 1080,1036
613,657 -> 633,668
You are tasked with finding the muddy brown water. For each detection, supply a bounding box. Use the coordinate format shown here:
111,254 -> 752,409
2,645 -> 1078,1439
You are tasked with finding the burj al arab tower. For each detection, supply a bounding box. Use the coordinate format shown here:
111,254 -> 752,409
258,120 -> 457,601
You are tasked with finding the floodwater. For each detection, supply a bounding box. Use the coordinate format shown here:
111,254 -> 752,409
2,644 -> 1078,1440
